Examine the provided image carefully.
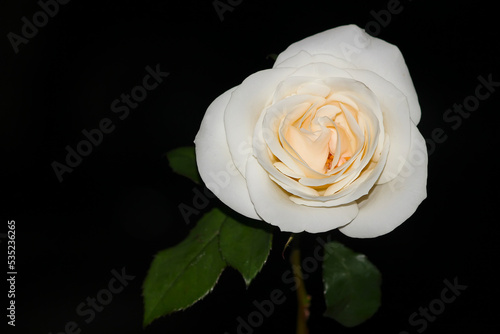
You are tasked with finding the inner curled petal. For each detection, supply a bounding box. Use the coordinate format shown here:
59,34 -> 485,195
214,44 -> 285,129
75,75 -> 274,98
283,100 -> 360,175
284,123 -> 331,173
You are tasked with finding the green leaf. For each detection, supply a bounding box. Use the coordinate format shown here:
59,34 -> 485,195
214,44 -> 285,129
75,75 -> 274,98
142,209 -> 273,326
219,216 -> 272,286
322,241 -> 381,327
166,146 -> 200,184
143,209 -> 226,326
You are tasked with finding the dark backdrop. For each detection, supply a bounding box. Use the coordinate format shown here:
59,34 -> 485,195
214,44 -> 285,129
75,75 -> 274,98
1,0 -> 499,333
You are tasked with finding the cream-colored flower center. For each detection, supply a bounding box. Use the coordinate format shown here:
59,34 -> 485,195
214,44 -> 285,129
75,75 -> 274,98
253,76 -> 386,204
284,101 -> 357,174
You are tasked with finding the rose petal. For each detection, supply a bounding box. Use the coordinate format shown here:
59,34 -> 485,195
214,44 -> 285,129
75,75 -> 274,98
275,50 -> 354,70
345,68 -> 412,184
253,103 -> 323,199
289,62 -> 353,80
194,88 -> 260,220
274,24 -> 421,124
272,76 -> 320,104
245,156 -> 358,233
291,134 -> 390,206
284,121 -> 331,173
259,95 -> 322,178
224,67 -> 296,176
339,123 -> 427,238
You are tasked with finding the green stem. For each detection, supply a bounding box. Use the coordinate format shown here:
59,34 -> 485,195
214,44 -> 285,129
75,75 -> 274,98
290,238 -> 310,334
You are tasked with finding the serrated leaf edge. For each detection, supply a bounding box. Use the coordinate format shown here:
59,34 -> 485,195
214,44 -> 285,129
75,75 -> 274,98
143,228 -> 224,325
218,217 -> 272,287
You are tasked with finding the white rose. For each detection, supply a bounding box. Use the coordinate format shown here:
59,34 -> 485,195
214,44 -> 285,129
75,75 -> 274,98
195,25 -> 427,237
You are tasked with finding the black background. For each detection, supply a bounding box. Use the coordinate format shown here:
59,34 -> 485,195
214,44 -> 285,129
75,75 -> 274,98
1,0 -> 499,333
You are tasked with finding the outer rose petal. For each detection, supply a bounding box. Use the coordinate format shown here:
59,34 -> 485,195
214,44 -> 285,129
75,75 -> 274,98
245,156 -> 358,233
344,68 -> 412,184
276,50 -> 354,70
224,68 -> 296,176
274,24 -> 421,124
194,88 -> 260,220
339,123 -> 427,238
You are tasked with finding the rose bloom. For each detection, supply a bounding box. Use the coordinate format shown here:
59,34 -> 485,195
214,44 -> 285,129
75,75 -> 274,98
195,25 -> 427,237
